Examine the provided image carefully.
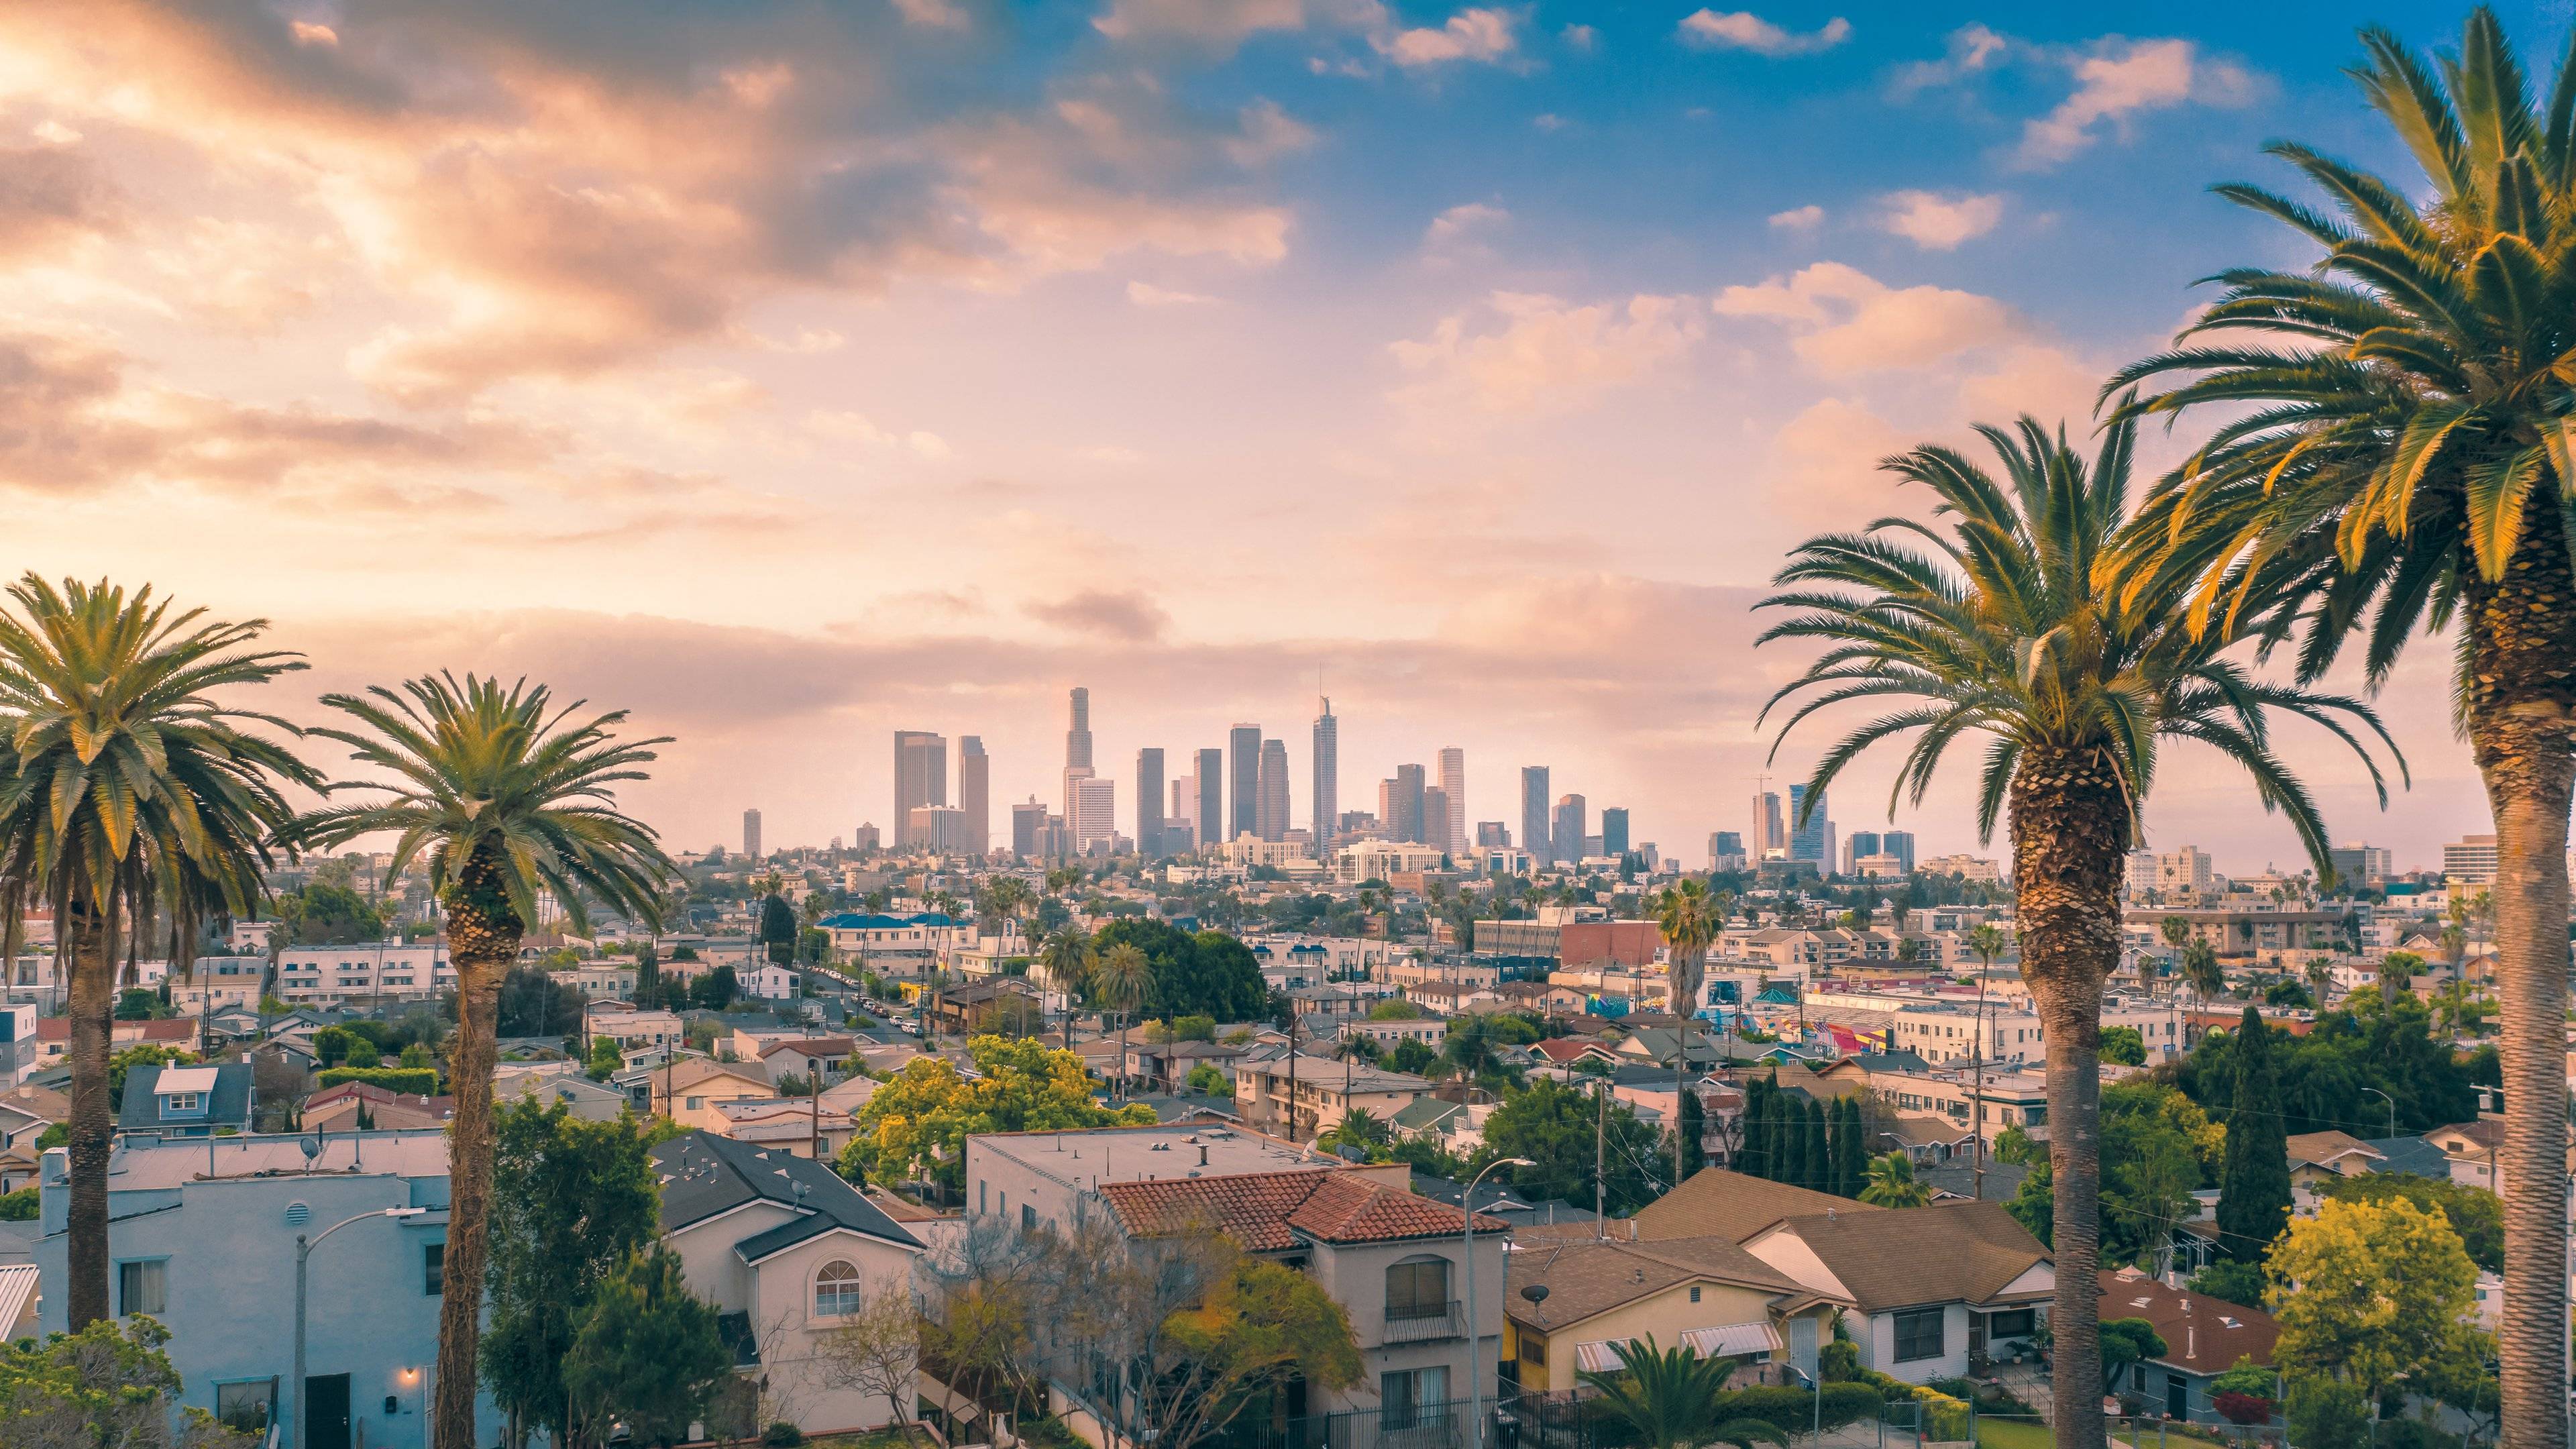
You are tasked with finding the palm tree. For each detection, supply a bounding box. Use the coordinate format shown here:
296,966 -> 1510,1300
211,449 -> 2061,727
1575,1336 -> 1782,1449
1089,941 -> 1151,1100
2180,939 -> 2225,1047
1756,412 -> 2396,1449
1036,924 -> 1090,1043
0,576 -> 317,1327
1966,922 -> 2008,1195
2104,17 -> 2576,1435
1859,1150 -> 1933,1208
1651,878 -> 1721,1184
2155,914 -> 2192,989
2305,954 -> 2335,1006
281,674 -> 676,1449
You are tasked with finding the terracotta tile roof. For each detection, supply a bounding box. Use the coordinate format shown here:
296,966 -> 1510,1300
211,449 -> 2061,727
1535,1038 -> 1608,1063
2099,1267 -> 2277,1376
1764,1201 -> 2049,1314
1629,1169 -> 1879,1244
1097,1168 -> 1505,1250
1504,1233 -> 1811,1329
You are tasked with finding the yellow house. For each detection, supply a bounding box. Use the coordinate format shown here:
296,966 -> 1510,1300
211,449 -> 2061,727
651,1058 -> 782,1132
1503,1232 -> 1837,1395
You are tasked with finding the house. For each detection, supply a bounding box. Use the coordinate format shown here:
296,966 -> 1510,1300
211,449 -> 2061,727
928,977 -> 1048,1035
2285,1130 -> 2387,1203
817,1072 -> 882,1118
1534,1038 -> 1619,1069
0,1088 -> 57,1193
757,1037 -> 858,1085
117,1063 -> 256,1141
1406,981 -> 1504,1018
301,1081 -> 455,1134
655,1132 -> 925,1436
1502,1232 -> 1837,1394
33,1129 -> 482,1449
712,1097 -> 858,1160
1232,1052 -> 1435,1140
1122,1038 -> 1246,1093
1740,1201 -> 2053,1383
585,1005 -> 684,1053
739,963 -> 802,1002
2098,1267 -> 2279,1422
493,1065 -> 632,1122
647,1059 -> 786,1131
1627,1167 -> 1880,1246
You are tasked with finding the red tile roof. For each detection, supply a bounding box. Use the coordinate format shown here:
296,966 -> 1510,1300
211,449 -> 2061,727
133,1020 -> 197,1042
1097,1168 -> 1506,1249
1535,1038 -> 1606,1063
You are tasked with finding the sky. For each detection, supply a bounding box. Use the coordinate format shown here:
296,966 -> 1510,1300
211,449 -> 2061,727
0,0 -> 2550,875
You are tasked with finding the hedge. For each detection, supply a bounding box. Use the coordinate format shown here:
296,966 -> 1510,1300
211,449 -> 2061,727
317,1067 -> 440,1095
1713,1383 -> 1879,1433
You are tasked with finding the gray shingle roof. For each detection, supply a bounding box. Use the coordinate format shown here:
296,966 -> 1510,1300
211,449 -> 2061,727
653,1131 -> 921,1260
116,1063 -> 254,1134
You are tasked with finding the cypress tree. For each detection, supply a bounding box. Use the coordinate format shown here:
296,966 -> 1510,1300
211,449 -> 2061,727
1678,1079 -> 1707,1183
1836,1096 -> 1869,1197
2216,1007 -> 2294,1260
1779,1090 -> 1809,1189
1742,1073 -> 1772,1179
1803,1097 -> 1830,1193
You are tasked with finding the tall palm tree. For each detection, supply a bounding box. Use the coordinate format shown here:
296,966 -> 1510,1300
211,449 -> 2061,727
1859,1150 -> 1933,1208
2104,17 -> 2576,1436
1036,923 -> 1091,1043
281,674 -> 676,1449
0,576 -> 317,1327
2305,954 -> 2336,1006
1574,1337 -> 1782,1449
1756,412 -> 2396,1449
1089,941 -> 1151,1100
1966,922 -> 2008,1196
2179,939 -> 2226,1049
1650,878 -> 1721,1184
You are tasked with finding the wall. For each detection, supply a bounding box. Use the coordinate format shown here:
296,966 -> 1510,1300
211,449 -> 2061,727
667,1201 -> 922,1435
1504,1279 -> 1780,1394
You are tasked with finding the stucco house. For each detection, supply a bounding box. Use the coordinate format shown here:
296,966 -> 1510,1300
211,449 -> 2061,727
1502,1232 -> 1837,1395
1739,1201 -> 2052,1383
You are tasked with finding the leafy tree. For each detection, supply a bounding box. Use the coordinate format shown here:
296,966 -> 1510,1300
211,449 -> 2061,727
842,1036 -> 1155,1190
759,891 -> 798,967
1483,1077 -> 1662,1215
2100,1318 -> 2169,1386
690,964 -> 739,1011
1757,412 -> 2391,1449
2006,1159 -> 2053,1247
585,1036 -> 623,1081
498,965 -> 586,1038
0,1314 -> 254,1448
1577,1336 -> 1784,1449
2176,994 -> 2475,1138
0,1186 -> 33,1221
1367,1000 -> 1422,1020
2267,1197 -> 2488,1405
113,988 -> 164,1022
1184,1062 -> 1228,1095
2099,1026 -> 2146,1067
1087,919 -> 1267,1021
1383,1038 -> 1437,1076
1140,1256 -> 1364,1449
2284,1375 -> 2371,1449
1860,1151 -> 1931,1207
2188,1259 -> 2269,1310
1801,1097 -> 1828,1195
2216,1008 -> 2295,1263
273,881 -> 387,947
2098,1081 -> 2214,1267
1741,1073 -> 1774,1179
1833,1096 -> 1866,1197
564,1248 -> 731,1448
2315,1172 -> 2504,1273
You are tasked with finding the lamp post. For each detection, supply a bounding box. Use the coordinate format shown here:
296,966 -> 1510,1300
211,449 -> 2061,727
1464,1155 -> 1534,1449
293,1206 -> 427,1449
2361,1086 -> 2396,1140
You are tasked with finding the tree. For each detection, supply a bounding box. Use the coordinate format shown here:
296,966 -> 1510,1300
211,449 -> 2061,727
2216,1008 -> 2294,1262
1801,1097 -> 1828,1195
0,1314 -> 255,1449
273,881 -> 387,947
759,890 -> 798,968
1384,1037 -> 1437,1076
480,1099 -> 665,1449
1087,919 -> 1267,1022
281,674 -> 676,1449
1758,413 -> 2392,1449
563,1247 -> 731,1448
2100,1026 -> 2146,1066
2186,1259 -> 2269,1310
1859,1152 -> 1931,1208
1576,1337 -> 1784,1449
690,963 -> 739,1011
2100,1318 -> 2169,1387
1484,1077 -> 1663,1215
2109,17 -> 2576,1438
1741,1073 -> 1774,1180
584,1035 -> 623,1081
818,1275 -> 927,1446
2266,1197 -> 2488,1406
499,965 -> 585,1038
1650,877 -> 1722,1183
2314,1172 -> 2505,1273
1089,941 -> 1151,1098
842,1036 -> 1155,1191
1833,1096 -> 1866,1197
1184,1061 -> 1227,1095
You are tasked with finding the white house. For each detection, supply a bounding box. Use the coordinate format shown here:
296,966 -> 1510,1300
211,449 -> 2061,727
1740,1201 -> 2052,1383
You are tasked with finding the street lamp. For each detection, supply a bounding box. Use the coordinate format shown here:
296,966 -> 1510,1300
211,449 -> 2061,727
1464,1155 -> 1534,1449
2361,1086 -> 2396,1140
293,1206 -> 427,1449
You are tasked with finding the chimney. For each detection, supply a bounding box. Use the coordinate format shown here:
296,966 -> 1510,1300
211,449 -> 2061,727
1199,1144 -> 1208,1167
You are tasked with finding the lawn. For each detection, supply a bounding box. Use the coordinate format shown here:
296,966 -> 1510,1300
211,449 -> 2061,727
1975,1419 -> 2233,1449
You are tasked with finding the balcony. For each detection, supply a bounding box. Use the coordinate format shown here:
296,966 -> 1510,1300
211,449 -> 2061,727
1381,1299 -> 1464,1344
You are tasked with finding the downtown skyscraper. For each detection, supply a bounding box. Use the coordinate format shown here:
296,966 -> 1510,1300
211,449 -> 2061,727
893,730 -> 946,847
1257,738 -> 1289,841
1521,765 -> 1552,864
958,736 -> 989,855
1136,747 -> 1165,857
1062,687 -> 1095,823
1438,747 -> 1467,854
742,808 -> 762,861
1311,696 -> 1338,855
1197,746 -> 1225,853
1228,724 -> 1260,843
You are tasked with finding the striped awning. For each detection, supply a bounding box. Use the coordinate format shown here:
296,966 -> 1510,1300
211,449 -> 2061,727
1572,1341 -> 1627,1374
1681,1321 -> 1782,1359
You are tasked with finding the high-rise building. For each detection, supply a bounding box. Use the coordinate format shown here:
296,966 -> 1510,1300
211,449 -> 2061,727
1257,739 -> 1289,841
958,736 -> 989,855
893,731 -> 946,847
907,806 -> 970,853
1752,791 -> 1784,860
1065,687 -> 1093,770
1521,767 -> 1552,864
742,808 -> 763,861
1389,763 -> 1426,843
1197,747 -> 1226,853
1787,784 -> 1831,868
1136,747 -> 1166,858
1012,799 -> 1049,859
1071,775 -> 1117,851
1174,775 -> 1196,829
1710,830 -> 1745,869
1842,830 -> 1881,877
2327,841 -> 2390,886
1880,830 -> 1916,873
1437,747 -> 1467,853
1229,724 -> 1261,842
1312,698 -> 1338,856
1552,794 -> 1587,862
1601,807 -> 1629,857
1423,788 -> 1452,859
1477,821 -> 1511,848
853,822 -> 880,852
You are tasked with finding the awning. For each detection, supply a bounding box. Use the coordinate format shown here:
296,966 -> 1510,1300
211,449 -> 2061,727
1681,1322 -> 1782,1359
1572,1342 -> 1627,1374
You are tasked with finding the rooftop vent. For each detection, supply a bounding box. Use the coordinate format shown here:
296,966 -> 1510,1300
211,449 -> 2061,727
284,1200 -> 311,1228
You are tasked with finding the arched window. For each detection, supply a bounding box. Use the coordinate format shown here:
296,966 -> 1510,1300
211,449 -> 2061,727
814,1259 -> 864,1318
1385,1254 -> 1450,1320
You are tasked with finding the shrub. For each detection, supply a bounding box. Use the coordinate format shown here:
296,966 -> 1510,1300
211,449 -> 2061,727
1713,1383 -> 1876,1433
318,1067 -> 439,1095
2213,1391 -> 2276,1426
2286,1377 -> 2369,1449
849,1014 -> 877,1029
0,1186 -> 33,1220
761,1423 -> 804,1447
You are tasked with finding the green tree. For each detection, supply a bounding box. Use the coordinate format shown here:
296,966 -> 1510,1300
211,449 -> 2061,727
2267,1197 -> 2488,1406
1090,941 -> 1152,1099
281,674 -> 677,1449
1185,1061 -> 1227,1095
2109,17 -> 2576,1438
2216,1008 -> 2294,1262
2099,1026 -> 2146,1066
1576,1336 -> 1785,1449
841,1035 -> 1155,1190
273,881 -> 387,947
585,1034 -> 623,1081
1741,1073 -> 1774,1180
2100,1318 -> 2169,1387
2100,1081 -> 2215,1267
758,890 -> 798,969
1758,413 -> 2393,1449
1650,877 -> 1723,1184
0,1313 -> 254,1448
690,963 -> 739,1011
563,1247 -> 731,1448
1483,1077 -> 1662,1215
1833,1097 -> 1866,1197
0,1186 -> 32,1221
2285,1375 -> 2371,1449
2187,1259 -> 2269,1311
2315,1172 -> 2505,1273
1801,1097 -> 1828,1195
1145,1256 -> 1364,1449
1087,918 -> 1267,1021
1384,1038 -> 1437,1076
1859,1152 -> 1931,1208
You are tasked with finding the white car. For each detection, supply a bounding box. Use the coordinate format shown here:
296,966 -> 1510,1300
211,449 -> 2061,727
899,1020 -> 922,1036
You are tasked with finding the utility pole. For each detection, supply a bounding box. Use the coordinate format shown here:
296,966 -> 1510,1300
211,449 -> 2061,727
1595,1076 -> 1607,1238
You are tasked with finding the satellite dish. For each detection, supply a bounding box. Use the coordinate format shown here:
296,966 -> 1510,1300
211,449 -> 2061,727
1519,1284 -> 1550,1304
299,1134 -> 323,1163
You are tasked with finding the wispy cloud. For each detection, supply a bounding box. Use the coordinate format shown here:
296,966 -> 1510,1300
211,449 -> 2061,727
1676,10 -> 1851,57
1876,190 -> 2004,250
2016,37 -> 2255,167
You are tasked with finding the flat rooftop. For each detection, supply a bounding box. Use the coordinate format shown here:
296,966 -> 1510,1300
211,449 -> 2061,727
101,1128 -> 451,1190
972,1120 -> 1332,1187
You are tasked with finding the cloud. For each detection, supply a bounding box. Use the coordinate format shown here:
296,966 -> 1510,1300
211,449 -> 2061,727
1126,280 -> 1218,306
1425,201 -> 1508,244
1764,396 -> 1911,525
0,144 -> 120,260
1223,99 -> 1319,165
1561,23 -> 1597,51
2017,38 -> 2255,166
892,0 -> 973,29
1091,0 -> 1314,46
1889,23 -> 2007,97
1377,7 -> 1519,67
1025,588 -> 1171,641
1389,291 -> 1706,415
1876,191 -> 2004,250
1713,262 -> 2016,375
1676,11 -> 1851,57
1768,204 -> 1825,231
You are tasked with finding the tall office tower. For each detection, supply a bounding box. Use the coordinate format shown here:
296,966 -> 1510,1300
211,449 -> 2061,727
1136,747 -> 1166,858
1521,766 -> 1552,863
1390,763 -> 1427,843
1065,687 -> 1093,770
1710,830 -> 1746,869
1880,830 -> 1917,873
1062,764 -> 1093,825
893,731 -> 947,847
1752,791 -> 1784,860
1601,807 -> 1629,857
1788,784 -> 1831,866
743,808 -> 763,861
1311,698 -> 1338,855
853,823 -> 880,852
1477,821 -> 1511,848
1258,738 -> 1289,841
1174,776 -> 1196,828
1197,747 -> 1225,853
1012,799 -> 1048,859
1552,794 -> 1587,863
1842,830 -> 1881,875
1423,788 -> 1452,859
1228,724 -> 1261,841
1071,775 -> 1117,851
958,737 -> 990,855
1437,747 -> 1468,853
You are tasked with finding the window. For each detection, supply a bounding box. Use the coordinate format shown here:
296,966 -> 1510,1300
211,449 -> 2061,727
1022,1203 -> 1037,1231
117,1258 -> 168,1317
814,1259 -> 864,1318
215,1379 -> 276,1435
1380,1366 -> 1448,1431
424,1243 -> 445,1296
1517,1332 -> 1547,1368
1385,1256 -> 1451,1320
1985,1308 -> 2035,1339
1688,1286 -> 1702,1303
162,1092 -> 202,1113
1892,1307 -> 1945,1364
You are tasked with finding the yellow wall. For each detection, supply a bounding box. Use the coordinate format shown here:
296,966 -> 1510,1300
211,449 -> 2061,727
1505,1279 -> 1787,1394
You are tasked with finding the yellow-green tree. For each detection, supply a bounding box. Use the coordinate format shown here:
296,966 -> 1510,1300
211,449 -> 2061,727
841,1035 -> 1153,1190
2266,1197 -> 2488,1405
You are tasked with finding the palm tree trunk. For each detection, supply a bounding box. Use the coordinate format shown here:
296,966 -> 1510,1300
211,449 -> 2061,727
64,888 -> 117,1328
2008,748 -> 2128,1449
435,853 -> 521,1449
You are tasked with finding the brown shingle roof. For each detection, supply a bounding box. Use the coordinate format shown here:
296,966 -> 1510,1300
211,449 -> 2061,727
1762,1201 -> 2048,1314
2284,1130 -> 2378,1169
759,1036 -> 857,1059
1628,1168 -> 1880,1244
1504,1234 -> 1811,1330
2098,1267 -> 2277,1376
1097,1168 -> 1504,1250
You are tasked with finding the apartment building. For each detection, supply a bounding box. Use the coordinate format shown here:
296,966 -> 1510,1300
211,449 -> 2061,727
276,941 -> 454,1004
1232,1051 -> 1436,1140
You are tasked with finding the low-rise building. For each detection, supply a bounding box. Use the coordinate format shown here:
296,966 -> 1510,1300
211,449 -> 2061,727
301,1081 -> 455,1134
276,941 -> 455,1004
2098,1267 -> 2278,1422
1739,1201 -> 2052,1383
1232,1052 -> 1435,1140
1503,1232 -> 1833,1395
117,1063 -> 256,1142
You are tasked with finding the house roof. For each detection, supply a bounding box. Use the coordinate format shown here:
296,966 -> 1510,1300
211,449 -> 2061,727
131,1020 -> 197,1044
0,1262 -> 37,1331
1884,1113 -> 1978,1149
2099,1267 -> 2277,1376
817,911 -> 961,930
305,1081 -> 455,1119
1534,1038 -> 1611,1063
1629,1168 -> 1880,1244
758,1037 -> 857,1059
2355,1136 -> 2455,1179
1095,1167 -> 1503,1250
116,1062 -> 253,1132
1504,1234 -> 1812,1330
658,1058 -> 776,1094
1766,1201 -> 2049,1314
2284,1130 -> 2380,1170
653,1130 -> 922,1259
